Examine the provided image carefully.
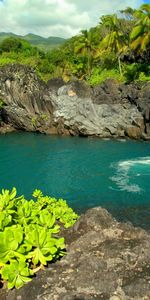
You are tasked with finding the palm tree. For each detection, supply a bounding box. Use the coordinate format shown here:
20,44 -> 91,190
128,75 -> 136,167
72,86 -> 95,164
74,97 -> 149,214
99,14 -> 127,75
120,7 -> 135,20
74,30 -> 96,76
130,4 -> 150,52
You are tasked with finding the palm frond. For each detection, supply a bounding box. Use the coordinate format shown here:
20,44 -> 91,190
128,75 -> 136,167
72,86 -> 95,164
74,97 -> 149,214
130,36 -> 143,50
140,4 -> 150,14
100,34 -> 111,49
141,33 -> 150,50
74,43 -> 86,54
130,25 -> 143,40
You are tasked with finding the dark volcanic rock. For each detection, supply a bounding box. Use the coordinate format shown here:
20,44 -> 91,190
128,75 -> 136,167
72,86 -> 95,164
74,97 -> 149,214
1,207 -> 150,300
47,77 -> 65,91
0,64 -> 54,133
0,64 -> 150,139
92,79 -> 122,104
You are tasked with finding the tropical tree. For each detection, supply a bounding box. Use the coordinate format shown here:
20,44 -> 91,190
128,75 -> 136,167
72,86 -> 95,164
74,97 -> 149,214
74,30 -> 96,76
120,7 -> 135,20
0,37 -> 22,52
99,14 -> 127,75
130,4 -> 150,52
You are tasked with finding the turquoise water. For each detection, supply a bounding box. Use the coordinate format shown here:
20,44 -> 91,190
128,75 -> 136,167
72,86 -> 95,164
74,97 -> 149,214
0,132 -> 150,229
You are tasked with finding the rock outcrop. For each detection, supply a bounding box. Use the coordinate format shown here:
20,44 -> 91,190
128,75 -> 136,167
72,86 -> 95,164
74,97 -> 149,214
0,64 -> 150,139
1,207 -> 150,300
0,65 -> 55,134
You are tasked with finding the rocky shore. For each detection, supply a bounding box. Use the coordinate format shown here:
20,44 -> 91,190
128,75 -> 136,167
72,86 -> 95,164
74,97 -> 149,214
0,122 -> 15,134
1,207 -> 150,300
0,65 -> 150,299
0,64 -> 150,139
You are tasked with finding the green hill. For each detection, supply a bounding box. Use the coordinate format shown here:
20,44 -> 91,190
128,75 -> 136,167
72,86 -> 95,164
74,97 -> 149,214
0,32 -> 66,51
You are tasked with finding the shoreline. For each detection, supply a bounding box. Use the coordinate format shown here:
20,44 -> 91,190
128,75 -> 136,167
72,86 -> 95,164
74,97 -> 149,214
0,65 -> 150,141
1,126 -> 150,142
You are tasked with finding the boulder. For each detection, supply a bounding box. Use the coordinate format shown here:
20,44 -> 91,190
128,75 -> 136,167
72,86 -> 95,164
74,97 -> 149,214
125,126 -> 143,139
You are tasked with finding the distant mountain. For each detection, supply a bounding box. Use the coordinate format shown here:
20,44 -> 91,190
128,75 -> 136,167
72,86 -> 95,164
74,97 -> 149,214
0,32 -> 66,51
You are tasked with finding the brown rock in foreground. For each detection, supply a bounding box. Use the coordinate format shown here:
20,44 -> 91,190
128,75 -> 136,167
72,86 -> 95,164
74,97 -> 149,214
2,207 -> 150,300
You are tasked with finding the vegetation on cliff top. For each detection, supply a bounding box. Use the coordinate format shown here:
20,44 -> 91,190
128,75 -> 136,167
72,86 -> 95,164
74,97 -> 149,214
0,4 -> 149,84
0,188 -> 78,289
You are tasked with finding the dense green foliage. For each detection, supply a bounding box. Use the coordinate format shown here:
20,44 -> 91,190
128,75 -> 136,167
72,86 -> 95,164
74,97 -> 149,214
0,188 -> 78,289
0,4 -> 149,84
0,33 -> 66,51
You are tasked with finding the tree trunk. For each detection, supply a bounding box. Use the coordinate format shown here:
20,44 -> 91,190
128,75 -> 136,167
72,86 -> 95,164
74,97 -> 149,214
118,55 -> 122,76
87,47 -> 91,76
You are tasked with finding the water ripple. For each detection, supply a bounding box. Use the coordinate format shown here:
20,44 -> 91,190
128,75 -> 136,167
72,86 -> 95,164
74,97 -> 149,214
110,157 -> 150,193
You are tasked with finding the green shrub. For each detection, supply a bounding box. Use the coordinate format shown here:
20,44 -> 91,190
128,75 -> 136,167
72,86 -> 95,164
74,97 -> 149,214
138,72 -> 150,82
31,116 -> 37,127
0,37 -> 22,52
124,63 -> 150,83
0,188 -> 78,289
124,63 -> 140,82
88,68 -> 124,85
0,55 -> 16,66
97,51 -> 118,70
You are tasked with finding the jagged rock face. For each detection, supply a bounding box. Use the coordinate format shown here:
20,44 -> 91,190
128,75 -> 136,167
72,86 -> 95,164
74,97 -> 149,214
52,84 -> 144,138
0,64 -> 150,139
2,207 -> 150,300
0,65 -> 54,133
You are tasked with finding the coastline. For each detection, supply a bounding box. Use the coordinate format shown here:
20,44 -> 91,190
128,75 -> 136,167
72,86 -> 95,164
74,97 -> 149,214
0,64 -> 150,141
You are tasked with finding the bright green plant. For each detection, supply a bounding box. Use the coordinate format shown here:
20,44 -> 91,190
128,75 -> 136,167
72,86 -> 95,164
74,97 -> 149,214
31,116 -> 37,127
88,67 -> 124,85
40,114 -> 49,121
0,188 -> 78,289
0,99 -> 5,108
25,226 -> 65,265
1,261 -> 33,289
138,72 -> 150,81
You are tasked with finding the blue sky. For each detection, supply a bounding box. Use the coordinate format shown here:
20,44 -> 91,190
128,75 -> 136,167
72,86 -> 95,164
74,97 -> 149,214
0,0 -> 149,37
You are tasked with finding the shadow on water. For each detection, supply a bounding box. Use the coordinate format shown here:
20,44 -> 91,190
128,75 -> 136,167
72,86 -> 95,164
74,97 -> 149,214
108,205 -> 150,231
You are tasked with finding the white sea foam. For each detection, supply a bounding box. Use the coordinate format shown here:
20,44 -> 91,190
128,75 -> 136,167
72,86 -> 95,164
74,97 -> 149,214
119,158 -> 150,169
110,157 -> 150,193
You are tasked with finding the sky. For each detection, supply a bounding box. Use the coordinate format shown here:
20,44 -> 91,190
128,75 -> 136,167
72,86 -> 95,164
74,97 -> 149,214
0,0 -> 149,38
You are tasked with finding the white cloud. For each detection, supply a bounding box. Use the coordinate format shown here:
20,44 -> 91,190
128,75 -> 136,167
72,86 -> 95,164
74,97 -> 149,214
0,0 -> 145,38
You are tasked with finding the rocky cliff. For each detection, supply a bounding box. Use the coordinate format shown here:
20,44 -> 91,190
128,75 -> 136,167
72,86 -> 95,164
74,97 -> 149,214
1,207 -> 150,300
0,64 -> 150,139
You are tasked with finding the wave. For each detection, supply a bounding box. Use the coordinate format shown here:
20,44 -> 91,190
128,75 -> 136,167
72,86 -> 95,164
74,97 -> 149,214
109,157 -> 150,193
119,158 -> 150,169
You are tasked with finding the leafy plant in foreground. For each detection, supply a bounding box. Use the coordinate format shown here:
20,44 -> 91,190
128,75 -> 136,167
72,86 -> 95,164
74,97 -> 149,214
1,261 -> 33,289
0,188 -> 78,289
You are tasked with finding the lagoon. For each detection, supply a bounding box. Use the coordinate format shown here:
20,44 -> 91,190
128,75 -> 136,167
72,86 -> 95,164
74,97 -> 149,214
0,132 -> 150,229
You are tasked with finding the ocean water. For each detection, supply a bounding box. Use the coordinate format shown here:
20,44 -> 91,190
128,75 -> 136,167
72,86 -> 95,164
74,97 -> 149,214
0,132 -> 150,229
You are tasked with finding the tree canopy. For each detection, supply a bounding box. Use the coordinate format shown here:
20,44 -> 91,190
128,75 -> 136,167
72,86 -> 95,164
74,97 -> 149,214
0,4 -> 149,84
